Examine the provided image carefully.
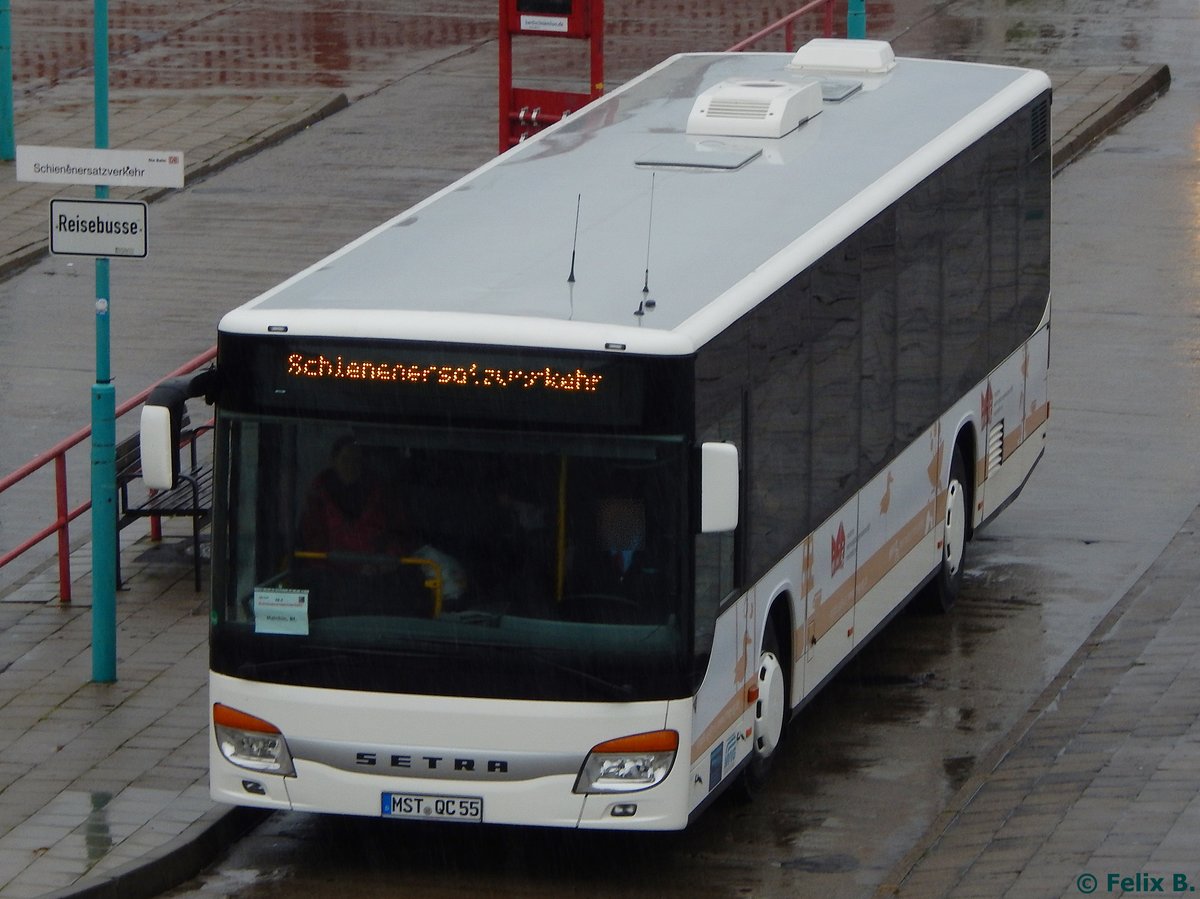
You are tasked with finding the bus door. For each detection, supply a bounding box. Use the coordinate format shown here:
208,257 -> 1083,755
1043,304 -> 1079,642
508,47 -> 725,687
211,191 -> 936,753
802,496 -> 858,697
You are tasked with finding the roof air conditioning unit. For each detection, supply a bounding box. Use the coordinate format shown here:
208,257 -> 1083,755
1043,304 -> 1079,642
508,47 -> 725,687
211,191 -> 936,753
686,78 -> 822,139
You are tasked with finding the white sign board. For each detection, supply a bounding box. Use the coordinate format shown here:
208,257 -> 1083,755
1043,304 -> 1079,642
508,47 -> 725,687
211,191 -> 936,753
253,588 -> 311,636
49,199 -> 148,258
520,14 -> 569,32
17,145 -> 184,189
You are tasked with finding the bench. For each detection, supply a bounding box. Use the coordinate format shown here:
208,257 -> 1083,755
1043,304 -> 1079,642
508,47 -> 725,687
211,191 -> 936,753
115,421 -> 213,591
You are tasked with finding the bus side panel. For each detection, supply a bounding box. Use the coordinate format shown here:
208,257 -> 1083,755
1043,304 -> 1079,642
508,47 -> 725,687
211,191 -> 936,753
1023,323 -> 1050,445
853,425 -> 942,645
688,590 -> 756,811
980,325 -> 1049,521
800,496 -> 858,702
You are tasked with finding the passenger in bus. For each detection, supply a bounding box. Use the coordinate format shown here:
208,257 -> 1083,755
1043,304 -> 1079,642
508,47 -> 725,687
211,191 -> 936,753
298,436 -> 406,564
488,487 -> 556,603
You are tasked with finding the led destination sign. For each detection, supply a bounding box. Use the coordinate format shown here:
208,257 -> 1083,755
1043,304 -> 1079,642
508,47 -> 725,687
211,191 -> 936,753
286,353 -> 605,394
221,336 -> 688,432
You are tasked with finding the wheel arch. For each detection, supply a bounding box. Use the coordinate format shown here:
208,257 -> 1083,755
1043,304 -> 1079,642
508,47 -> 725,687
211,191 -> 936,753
951,424 -> 978,540
761,589 -> 795,713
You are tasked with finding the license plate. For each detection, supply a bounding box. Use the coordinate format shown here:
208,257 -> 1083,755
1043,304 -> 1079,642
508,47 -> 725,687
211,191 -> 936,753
381,792 -> 483,822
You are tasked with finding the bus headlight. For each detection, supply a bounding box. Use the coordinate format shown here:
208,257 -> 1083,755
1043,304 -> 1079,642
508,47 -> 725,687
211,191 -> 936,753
574,730 -> 678,794
213,703 -> 296,776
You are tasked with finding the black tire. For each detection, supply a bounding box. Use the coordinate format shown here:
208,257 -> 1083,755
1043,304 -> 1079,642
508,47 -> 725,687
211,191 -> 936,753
741,618 -> 788,797
920,448 -> 969,613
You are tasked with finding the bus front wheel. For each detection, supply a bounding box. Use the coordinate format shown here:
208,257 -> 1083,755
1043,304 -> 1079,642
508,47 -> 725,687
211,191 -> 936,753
742,620 -> 787,797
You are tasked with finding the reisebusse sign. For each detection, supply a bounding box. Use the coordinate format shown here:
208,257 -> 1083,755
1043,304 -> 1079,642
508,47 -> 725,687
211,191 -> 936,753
50,198 -> 148,258
17,145 -> 184,189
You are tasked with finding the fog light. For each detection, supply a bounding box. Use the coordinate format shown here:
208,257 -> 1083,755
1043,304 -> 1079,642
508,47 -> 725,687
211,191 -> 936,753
242,780 -> 267,795
610,803 -> 638,817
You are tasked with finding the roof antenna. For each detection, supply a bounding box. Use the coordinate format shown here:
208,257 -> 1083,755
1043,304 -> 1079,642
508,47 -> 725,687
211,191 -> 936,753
641,173 -> 656,296
567,194 -> 581,283
635,175 -> 659,320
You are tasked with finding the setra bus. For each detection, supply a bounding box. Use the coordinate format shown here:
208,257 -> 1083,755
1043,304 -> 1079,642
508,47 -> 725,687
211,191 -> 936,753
142,39 -> 1051,830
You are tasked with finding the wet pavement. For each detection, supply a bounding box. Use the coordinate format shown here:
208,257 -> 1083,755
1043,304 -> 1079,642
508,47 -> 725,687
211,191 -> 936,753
0,0 -> 1195,897
886,506 -> 1200,896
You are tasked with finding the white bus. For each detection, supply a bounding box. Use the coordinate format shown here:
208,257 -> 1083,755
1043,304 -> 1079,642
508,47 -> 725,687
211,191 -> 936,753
143,39 -> 1051,830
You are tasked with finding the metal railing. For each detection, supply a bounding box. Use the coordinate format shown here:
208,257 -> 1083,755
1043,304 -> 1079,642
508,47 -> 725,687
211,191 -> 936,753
727,0 -> 838,52
0,346 -> 216,602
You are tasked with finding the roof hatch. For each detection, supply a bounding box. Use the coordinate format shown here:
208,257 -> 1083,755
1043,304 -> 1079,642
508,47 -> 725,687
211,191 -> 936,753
686,78 -> 822,139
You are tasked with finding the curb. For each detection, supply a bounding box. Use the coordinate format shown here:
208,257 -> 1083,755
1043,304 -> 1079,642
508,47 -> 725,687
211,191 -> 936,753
139,93 -> 350,204
41,807 -> 270,899
874,505 -> 1200,896
0,93 -> 350,283
1052,63 -> 1172,174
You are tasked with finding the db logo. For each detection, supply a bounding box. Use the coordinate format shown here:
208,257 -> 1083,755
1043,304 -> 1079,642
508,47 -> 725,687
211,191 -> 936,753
830,523 -> 846,576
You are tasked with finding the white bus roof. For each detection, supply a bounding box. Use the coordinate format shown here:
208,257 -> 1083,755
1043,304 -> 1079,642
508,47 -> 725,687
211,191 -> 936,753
222,43 -> 1049,356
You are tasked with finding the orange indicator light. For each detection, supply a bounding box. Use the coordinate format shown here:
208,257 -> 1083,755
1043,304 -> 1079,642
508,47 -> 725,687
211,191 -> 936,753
590,730 -> 679,754
213,703 -> 281,735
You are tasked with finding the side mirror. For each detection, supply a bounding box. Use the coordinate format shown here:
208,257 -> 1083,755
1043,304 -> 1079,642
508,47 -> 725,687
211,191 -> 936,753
700,442 -> 739,533
140,385 -> 187,490
139,368 -> 217,490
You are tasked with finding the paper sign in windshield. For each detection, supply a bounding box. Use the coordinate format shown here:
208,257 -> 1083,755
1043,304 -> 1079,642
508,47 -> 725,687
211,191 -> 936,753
253,588 -> 310,636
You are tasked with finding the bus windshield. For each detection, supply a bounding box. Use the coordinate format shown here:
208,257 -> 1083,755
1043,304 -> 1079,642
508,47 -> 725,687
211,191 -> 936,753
210,415 -> 691,702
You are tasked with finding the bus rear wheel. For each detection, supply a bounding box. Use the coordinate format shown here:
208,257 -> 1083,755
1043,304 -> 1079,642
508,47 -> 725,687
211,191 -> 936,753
920,448 -> 969,613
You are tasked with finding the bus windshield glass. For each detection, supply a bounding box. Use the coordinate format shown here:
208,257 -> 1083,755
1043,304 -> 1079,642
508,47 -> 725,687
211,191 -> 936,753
210,415 -> 691,702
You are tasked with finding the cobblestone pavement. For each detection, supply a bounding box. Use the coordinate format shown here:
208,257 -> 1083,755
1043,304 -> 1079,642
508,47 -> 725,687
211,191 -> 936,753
880,506 -> 1200,897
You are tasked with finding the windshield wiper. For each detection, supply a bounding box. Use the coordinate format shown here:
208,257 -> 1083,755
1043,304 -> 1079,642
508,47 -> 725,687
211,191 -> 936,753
237,654 -> 352,678
523,650 -> 635,699
441,610 -> 504,627
237,645 -> 442,677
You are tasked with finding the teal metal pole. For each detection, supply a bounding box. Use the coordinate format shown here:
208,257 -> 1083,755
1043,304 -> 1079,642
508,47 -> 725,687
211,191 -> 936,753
91,0 -> 117,683
0,0 -> 14,160
847,0 -> 866,39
